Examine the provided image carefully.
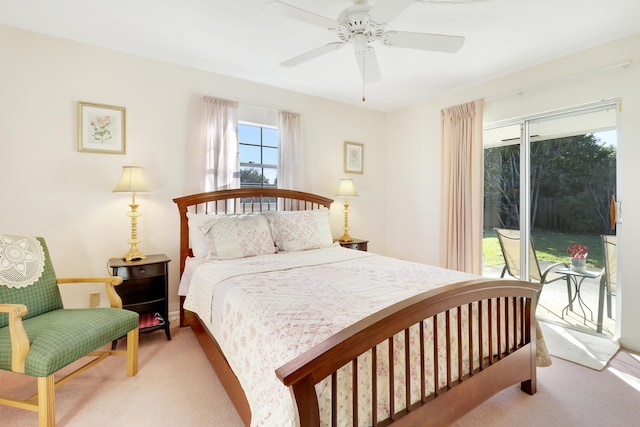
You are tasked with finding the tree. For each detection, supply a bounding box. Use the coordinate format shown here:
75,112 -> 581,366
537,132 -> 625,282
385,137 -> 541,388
484,134 -> 616,233
241,168 -> 270,187
544,134 -> 616,232
484,144 -> 520,228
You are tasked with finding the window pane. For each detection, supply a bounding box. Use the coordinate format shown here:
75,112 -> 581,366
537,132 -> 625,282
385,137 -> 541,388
263,146 -> 278,166
239,124 -> 260,144
240,144 -> 261,164
240,167 -> 265,187
238,122 -> 279,189
263,128 -> 278,147
264,168 -> 277,187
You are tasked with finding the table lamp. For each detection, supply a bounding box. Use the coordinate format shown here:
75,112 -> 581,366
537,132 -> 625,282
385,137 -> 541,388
113,165 -> 151,261
335,178 -> 358,243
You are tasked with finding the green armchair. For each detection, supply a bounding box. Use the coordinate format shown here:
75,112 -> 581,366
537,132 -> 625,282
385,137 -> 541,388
0,235 -> 139,427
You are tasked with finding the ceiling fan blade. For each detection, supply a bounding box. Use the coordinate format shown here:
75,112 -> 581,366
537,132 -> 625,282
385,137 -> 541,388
356,49 -> 382,83
368,0 -> 415,24
264,1 -> 338,29
280,42 -> 345,67
383,31 -> 465,53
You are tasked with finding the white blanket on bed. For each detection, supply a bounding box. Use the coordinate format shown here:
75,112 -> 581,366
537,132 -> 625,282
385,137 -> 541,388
183,246 -> 478,426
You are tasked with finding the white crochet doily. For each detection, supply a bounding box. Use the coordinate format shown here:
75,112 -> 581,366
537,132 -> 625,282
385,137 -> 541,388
0,235 -> 45,289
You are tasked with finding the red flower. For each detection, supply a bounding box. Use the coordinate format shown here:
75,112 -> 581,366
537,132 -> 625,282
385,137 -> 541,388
567,244 -> 588,259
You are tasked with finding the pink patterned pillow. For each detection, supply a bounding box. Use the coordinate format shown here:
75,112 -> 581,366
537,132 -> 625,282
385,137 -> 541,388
199,213 -> 276,259
265,209 -> 333,252
186,212 -> 216,258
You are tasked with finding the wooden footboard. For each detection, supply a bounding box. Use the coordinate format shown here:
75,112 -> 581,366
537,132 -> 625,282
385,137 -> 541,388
276,278 -> 540,426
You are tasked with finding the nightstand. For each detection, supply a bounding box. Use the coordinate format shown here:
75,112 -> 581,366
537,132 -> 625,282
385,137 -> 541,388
108,254 -> 171,341
336,238 -> 368,252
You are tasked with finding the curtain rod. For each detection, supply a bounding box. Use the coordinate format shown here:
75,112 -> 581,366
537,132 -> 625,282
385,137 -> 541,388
485,60 -> 631,102
237,100 -> 280,113
237,99 -> 302,116
202,94 -> 299,114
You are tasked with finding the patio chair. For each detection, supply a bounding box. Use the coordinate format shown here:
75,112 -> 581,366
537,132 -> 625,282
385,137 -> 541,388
599,235 -> 617,320
494,228 -> 569,304
0,235 -> 139,426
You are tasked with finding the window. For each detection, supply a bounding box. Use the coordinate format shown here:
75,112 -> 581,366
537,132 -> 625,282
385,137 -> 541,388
239,122 -> 278,188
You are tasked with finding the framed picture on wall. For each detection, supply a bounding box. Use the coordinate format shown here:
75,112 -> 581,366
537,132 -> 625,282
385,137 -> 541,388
344,141 -> 364,174
78,102 -> 126,154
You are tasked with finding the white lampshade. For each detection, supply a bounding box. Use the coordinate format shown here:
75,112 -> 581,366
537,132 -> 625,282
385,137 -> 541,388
335,178 -> 358,197
113,165 -> 151,261
113,166 -> 152,194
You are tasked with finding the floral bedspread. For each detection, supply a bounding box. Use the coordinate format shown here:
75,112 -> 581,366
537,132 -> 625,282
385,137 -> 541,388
183,246 -> 479,426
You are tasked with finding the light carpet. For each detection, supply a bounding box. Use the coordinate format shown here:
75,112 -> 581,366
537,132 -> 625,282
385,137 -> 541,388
0,324 -> 244,427
539,319 -> 620,370
3,323 -> 639,426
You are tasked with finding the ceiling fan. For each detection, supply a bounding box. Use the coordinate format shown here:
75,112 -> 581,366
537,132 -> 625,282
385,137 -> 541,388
265,0 -> 465,83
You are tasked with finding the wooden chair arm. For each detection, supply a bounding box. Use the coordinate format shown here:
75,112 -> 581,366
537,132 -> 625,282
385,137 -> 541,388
57,276 -> 125,309
0,303 -> 30,373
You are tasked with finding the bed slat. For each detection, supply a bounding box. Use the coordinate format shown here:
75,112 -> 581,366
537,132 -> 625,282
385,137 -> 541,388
352,359 -> 358,426
457,306 -> 463,382
404,328 -> 411,414
372,348 -> 378,425
388,336 -> 395,421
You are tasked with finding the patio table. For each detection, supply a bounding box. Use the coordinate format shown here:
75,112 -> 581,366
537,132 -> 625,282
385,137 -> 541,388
557,268 -> 603,331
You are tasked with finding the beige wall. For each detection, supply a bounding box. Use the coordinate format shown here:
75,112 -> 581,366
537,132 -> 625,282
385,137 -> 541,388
0,24 -> 387,312
3,22 -> 639,352
386,33 -> 640,351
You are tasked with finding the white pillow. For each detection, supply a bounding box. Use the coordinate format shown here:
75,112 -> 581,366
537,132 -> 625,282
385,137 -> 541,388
199,213 -> 276,260
186,212 -> 216,258
264,209 -> 333,252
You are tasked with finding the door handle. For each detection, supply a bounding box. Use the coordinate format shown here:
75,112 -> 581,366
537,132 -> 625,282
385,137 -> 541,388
610,195 -> 622,230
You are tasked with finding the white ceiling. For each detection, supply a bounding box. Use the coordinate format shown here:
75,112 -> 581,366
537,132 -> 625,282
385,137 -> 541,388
1,0 -> 639,112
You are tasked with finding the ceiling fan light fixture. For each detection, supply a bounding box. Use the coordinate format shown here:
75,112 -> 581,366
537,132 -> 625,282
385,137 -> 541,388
353,34 -> 368,53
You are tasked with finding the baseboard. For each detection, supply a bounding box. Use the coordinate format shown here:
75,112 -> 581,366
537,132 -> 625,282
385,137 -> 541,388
618,337 -> 640,353
168,310 -> 180,323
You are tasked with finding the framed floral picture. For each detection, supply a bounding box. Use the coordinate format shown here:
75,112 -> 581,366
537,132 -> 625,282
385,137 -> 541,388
344,141 -> 364,174
78,102 -> 126,154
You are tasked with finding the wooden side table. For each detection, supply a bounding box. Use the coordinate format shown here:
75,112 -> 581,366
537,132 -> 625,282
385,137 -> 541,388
335,238 -> 368,252
108,254 -> 171,341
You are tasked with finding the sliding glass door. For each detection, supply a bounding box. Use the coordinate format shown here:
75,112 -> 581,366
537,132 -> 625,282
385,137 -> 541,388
483,101 -> 619,335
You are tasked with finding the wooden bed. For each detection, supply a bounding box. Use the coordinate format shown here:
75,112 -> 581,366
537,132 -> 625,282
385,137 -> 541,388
173,188 -> 541,427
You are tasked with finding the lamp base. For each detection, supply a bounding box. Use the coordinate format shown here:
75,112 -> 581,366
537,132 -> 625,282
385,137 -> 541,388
340,202 -> 354,243
338,232 -> 354,243
122,245 -> 146,262
122,200 -> 146,261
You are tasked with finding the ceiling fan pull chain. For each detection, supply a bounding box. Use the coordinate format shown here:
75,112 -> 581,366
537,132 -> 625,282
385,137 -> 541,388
362,53 -> 366,102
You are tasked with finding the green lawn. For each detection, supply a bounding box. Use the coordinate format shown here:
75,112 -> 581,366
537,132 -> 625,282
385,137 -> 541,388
483,229 -> 604,269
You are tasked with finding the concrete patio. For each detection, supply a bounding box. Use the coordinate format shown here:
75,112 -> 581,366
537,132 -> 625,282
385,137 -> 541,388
483,263 -> 616,337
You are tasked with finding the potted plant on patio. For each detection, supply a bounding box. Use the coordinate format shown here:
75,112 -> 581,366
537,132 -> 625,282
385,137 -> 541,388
567,244 -> 588,273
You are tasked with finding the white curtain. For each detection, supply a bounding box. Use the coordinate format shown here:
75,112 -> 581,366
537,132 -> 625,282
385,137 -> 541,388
440,99 -> 484,275
277,110 -> 302,190
202,96 -> 239,191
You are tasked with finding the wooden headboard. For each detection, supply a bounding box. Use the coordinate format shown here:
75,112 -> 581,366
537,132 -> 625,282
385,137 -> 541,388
173,188 -> 333,326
